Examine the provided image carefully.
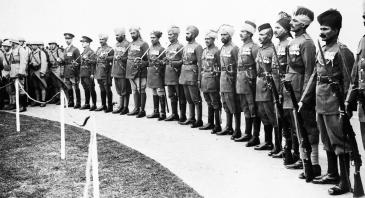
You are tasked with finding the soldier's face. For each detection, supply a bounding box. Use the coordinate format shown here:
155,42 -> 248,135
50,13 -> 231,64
116,34 -> 125,42
240,30 -> 251,42
258,29 -> 272,44
168,32 -> 177,43
99,38 -> 107,46
49,43 -> 56,50
3,46 -> 10,52
319,25 -> 338,42
186,32 -> 193,42
81,41 -> 89,48
273,23 -> 286,38
205,37 -> 214,47
19,41 -> 25,46
150,35 -> 159,45
65,38 -> 72,45
31,44 -> 38,50
290,18 -> 304,32
220,33 -> 230,44
130,31 -> 139,41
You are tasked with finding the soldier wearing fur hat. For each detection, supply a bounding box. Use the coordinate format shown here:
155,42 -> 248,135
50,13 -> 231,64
284,7 -> 321,176
164,25 -> 187,122
199,29 -> 222,133
112,28 -> 131,115
95,34 -> 114,113
63,33 -> 81,108
146,30 -> 167,121
179,25 -> 204,128
47,40 -> 65,105
126,27 -> 149,118
301,9 -> 354,195
79,36 -> 97,111
234,21 -> 261,146
216,24 -> 241,139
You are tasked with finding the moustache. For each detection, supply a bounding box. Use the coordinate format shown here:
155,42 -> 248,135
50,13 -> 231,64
319,34 -> 326,38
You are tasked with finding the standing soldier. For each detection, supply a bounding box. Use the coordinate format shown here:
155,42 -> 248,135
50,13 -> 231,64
47,41 -> 65,105
233,21 -> 261,146
146,31 -> 167,120
112,28 -> 131,115
284,8 -> 321,178
126,27 -> 149,118
29,41 -> 48,107
179,25 -> 204,128
79,36 -> 97,111
199,30 -> 222,133
216,24 -> 240,139
62,33 -> 81,108
1,40 -> 14,110
301,9 -> 354,195
9,39 -> 28,112
164,26 -> 186,122
253,23 -> 277,150
95,34 -> 114,113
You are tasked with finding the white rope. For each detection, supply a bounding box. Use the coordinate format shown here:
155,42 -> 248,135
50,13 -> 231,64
18,83 -> 60,104
0,81 -> 14,90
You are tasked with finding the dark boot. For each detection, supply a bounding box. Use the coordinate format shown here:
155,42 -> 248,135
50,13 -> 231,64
105,91 -> 113,113
234,117 -> 253,142
180,103 -> 195,125
254,124 -> 273,150
158,95 -> 166,121
90,88 -> 97,111
299,164 -> 322,181
268,126 -> 282,156
200,105 -> 214,130
216,112 -> 233,135
231,113 -> 241,140
178,102 -> 187,122
165,100 -> 179,121
67,89 -> 74,107
81,89 -> 91,110
127,92 -> 140,116
328,154 -> 351,195
147,95 -> 159,118
191,103 -> 203,128
120,94 -> 130,115
74,88 -> 81,108
95,91 -> 107,111
246,117 -> 261,147
19,95 -> 27,112
211,109 -> 222,134
136,92 -> 146,118
312,152 -> 339,184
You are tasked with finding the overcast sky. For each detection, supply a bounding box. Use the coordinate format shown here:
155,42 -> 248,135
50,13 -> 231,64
0,0 -> 363,51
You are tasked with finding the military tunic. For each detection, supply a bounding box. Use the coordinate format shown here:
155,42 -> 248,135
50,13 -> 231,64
62,45 -> 80,78
80,47 -> 97,88
179,41 -> 203,85
220,41 -> 239,113
147,43 -> 165,88
29,48 -> 48,88
165,41 -> 183,85
237,41 -> 259,117
112,40 -> 131,96
301,42 -> 354,155
48,47 -> 64,77
126,39 -> 149,79
95,45 -> 114,82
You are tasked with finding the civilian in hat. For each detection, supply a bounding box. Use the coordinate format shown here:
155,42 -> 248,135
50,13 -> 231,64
216,24 -> 240,139
164,25 -> 186,122
95,34 -> 114,113
112,28 -> 131,115
234,21 -> 261,147
302,9 -> 354,195
199,29 -> 222,133
47,40 -> 65,105
63,32 -> 81,108
126,27 -> 149,118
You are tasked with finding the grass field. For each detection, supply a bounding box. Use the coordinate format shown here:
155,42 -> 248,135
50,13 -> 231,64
0,112 -> 202,198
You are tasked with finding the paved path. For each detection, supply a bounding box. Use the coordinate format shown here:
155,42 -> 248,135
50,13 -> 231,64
8,104 -> 364,198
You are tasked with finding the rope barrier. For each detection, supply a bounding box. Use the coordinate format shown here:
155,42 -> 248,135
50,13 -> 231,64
18,83 -> 60,104
0,81 -> 14,90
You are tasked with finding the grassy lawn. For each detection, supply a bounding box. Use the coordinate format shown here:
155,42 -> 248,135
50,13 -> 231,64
0,112 -> 202,198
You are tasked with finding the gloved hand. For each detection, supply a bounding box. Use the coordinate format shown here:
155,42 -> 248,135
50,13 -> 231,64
345,101 -> 353,118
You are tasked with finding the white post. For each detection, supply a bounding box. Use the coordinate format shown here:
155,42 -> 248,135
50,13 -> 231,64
15,78 -> 20,132
91,119 -> 100,198
60,90 -> 65,159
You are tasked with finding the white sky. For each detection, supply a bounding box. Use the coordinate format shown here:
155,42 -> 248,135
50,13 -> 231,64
0,0 -> 363,51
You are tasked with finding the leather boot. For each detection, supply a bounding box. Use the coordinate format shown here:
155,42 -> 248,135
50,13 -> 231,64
158,95 -> 166,121
127,92 -> 140,116
211,109 -> 222,134
67,89 -> 74,107
40,90 -> 47,107
178,102 -> 187,122
234,117 -> 253,142
312,152 -> 339,184
113,96 -> 124,114
254,124 -> 273,150
105,91 -> 113,113
136,92 -> 146,118
95,91 -> 107,111
231,113 -> 241,140
191,103 -> 203,128
180,103 -> 195,125
268,126 -> 282,156
19,95 -> 27,112
165,100 -> 179,121
200,105 -> 214,130
90,89 -> 97,111
120,94 -> 130,115
328,154 -> 351,195
147,95 -> 159,118
216,112 -> 233,135
81,89 -> 90,110
74,87 -> 81,108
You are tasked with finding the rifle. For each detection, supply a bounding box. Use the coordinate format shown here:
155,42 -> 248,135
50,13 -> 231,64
283,80 -> 314,182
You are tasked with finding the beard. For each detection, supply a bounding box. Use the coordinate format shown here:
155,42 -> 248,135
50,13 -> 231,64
186,36 -> 192,42
132,35 -> 139,41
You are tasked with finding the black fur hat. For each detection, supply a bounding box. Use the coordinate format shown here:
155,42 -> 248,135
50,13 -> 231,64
317,9 -> 342,30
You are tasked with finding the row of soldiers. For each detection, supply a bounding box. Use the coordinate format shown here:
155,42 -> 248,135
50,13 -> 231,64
1,6 -> 364,196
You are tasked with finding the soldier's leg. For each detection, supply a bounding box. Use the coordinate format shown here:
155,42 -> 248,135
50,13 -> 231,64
180,85 -> 195,125
231,94 -> 241,140
39,80 -> 47,107
127,78 -> 140,115
235,94 -> 252,142
80,77 -> 90,109
136,77 -> 147,118
147,88 -> 160,118
254,101 -> 273,150
112,78 -> 123,113
281,109 -> 295,164
157,87 -> 166,121
71,77 -> 81,108
18,78 -> 27,112
200,92 -> 214,130
177,84 -> 187,122
63,78 -> 74,107
105,79 -> 113,113
30,75 -> 40,106
165,85 -> 179,121
360,122 -> 365,151
120,79 -> 131,115
217,93 -> 233,135
190,85 -> 203,128
264,101 -> 281,155
210,92 -> 222,134
95,79 -> 107,111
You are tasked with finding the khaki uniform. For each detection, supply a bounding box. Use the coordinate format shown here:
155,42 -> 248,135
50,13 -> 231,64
29,48 -> 48,90
80,47 -> 97,106
95,45 -> 114,107
62,44 -> 81,105
112,40 -> 131,96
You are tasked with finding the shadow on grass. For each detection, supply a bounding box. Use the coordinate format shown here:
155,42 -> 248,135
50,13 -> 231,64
0,112 -> 202,198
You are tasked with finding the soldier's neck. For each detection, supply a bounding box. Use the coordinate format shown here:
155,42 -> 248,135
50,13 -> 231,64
153,42 -> 160,47
325,37 -> 338,48
279,35 -> 290,42
223,40 -> 232,46
170,40 -> 178,45
294,29 -> 306,37
243,38 -> 253,44
207,44 -> 215,49
188,39 -> 195,44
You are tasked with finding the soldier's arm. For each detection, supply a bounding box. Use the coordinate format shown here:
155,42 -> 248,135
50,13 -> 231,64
73,48 -> 81,64
346,46 -> 360,105
106,48 -> 114,62
40,51 -> 48,75
300,67 -> 317,105
58,49 -> 65,63
90,51 -> 97,75
251,45 -> 259,78
216,49 -> 221,71
19,48 -> 27,76
196,45 -> 203,81
141,42 -> 149,68
300,40 -> 316,95
338,47 -> 355,96
171,45 -> 184,68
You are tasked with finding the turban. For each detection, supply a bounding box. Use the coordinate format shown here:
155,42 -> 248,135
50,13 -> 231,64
98,34 -> 109,40
2,40 -> 11,47
168,25 -> 180,35
186,25 -> 199,38
11,39 -> 20,44
276,11 -> 292,37
293,6 -> 314,26
114,27 -> 126,35
151,30 -> 163,38
205,29 -> 218,39
258,23 -> 272,32
219,24 -> 235,37
241,20 -> 256,35
129,26 -> 141,32
317,9 -> 342,30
